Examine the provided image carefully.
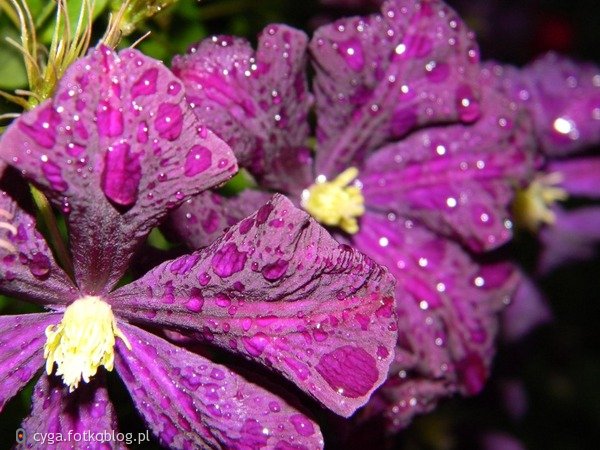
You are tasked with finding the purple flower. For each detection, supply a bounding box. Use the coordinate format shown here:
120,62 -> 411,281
171,0 -> 532,431
489,53 -> 600,273
0,46 -> 398,448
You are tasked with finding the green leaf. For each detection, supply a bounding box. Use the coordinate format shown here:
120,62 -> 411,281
0,28 -> 27,90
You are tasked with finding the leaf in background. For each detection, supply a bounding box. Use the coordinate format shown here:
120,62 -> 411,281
0,27 -> 27,90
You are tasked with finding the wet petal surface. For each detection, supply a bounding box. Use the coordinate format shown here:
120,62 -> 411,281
21,375 -> 122,449
110,195 -> 398,417
361,83 -> 535,251
489,53 -> 600,156
311,0 -> 481,177
0,313 -> 58,411
115,323 -> 324,449
0,192 -> 77,306
0,46 -> 236,293
169,190 -> 273,249
173,25 -> 314,194
352,212 -> 518,430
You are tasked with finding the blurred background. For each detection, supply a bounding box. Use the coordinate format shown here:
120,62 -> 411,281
0,1 -> 599,448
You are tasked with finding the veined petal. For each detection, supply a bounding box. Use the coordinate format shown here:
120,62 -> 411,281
0,46 -> 236,294
311,0 -> 481,177
0,192 -> 77,306
173,25 -> 314,194
539,205 -> 600,274
21,374 -> 123,449
352,212 -> 518,429
110,195 -> 398,417
115,323 -> 324,449
489,53 -> 600,156
547,157 -> 600,199
0,313 -> 58,411
169,190 -> 273,249
361,82 -> 535,252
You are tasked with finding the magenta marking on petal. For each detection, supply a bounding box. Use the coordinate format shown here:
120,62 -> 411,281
167,81 -> 182,96
241,332 -> 269,356
425,61 -> 450,83
376,345 -> 389,359
455,84 -> 480,123
65,142 -> 85,157
289,414 -> 315,437
255,203 -> 274,224
261,259 -> 289,281
211,242 -> 248,278
131,68 -> 159,98
97,101 -> 124,137
186,288 -> 204,312
184,145 -> 212,176
154,103 -> 183,141
202,210 -> 220,233
136,121 -> 149,143
457,353 -> 487,395
390,107 -> 418,137
18,105 -> 60,149
239,218 -> 255,234
41,160 -> 68,191
239,419 -> 269,448
283,357 -> 310,381
101,142 -> 142,206
405,33 -> 433,59
337,37 -> 365,72
315,345 -> 378,398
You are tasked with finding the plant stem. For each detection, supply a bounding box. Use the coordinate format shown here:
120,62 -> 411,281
30,184 -> 75,281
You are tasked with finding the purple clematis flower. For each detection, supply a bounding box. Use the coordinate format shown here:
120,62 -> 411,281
170,0 -> 531,431
488,53 -> 600,274
0,45 -> 398,449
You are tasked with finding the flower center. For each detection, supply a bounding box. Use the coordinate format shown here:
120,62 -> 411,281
44,296 -> 131,392
512,172 -> 569,232
301,167 -> 365,234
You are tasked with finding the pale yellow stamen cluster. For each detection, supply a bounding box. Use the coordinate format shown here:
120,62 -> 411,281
302,167 -> 365,234
0,209 -> 18,253
512,172 -> 569,232
44,296 -> 131,392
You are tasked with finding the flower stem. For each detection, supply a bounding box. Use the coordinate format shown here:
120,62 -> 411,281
29,184 -> 74,280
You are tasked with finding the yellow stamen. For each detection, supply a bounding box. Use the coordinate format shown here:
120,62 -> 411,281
512,172 -> 569,233
44,296 -> 131,392
302,167 -> 365,234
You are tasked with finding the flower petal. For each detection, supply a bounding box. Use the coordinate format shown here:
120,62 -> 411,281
173,25 -> 314,194
310,0 -> 481,177
115,323 -> 324,449
501,275 -> 552,342
169,190 -> 273,249
539,205 -> 600,274
362,378 -> 453,433
110,194 -> 398,417
361,83 -> 535,251
352,212 -> 518,429
548,157 -> 600,199
21,374 -> 123,449
0,313 -> 58,411
489,53 -> 600,156
0,46 -> 236,294
0,192 -> 77,306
